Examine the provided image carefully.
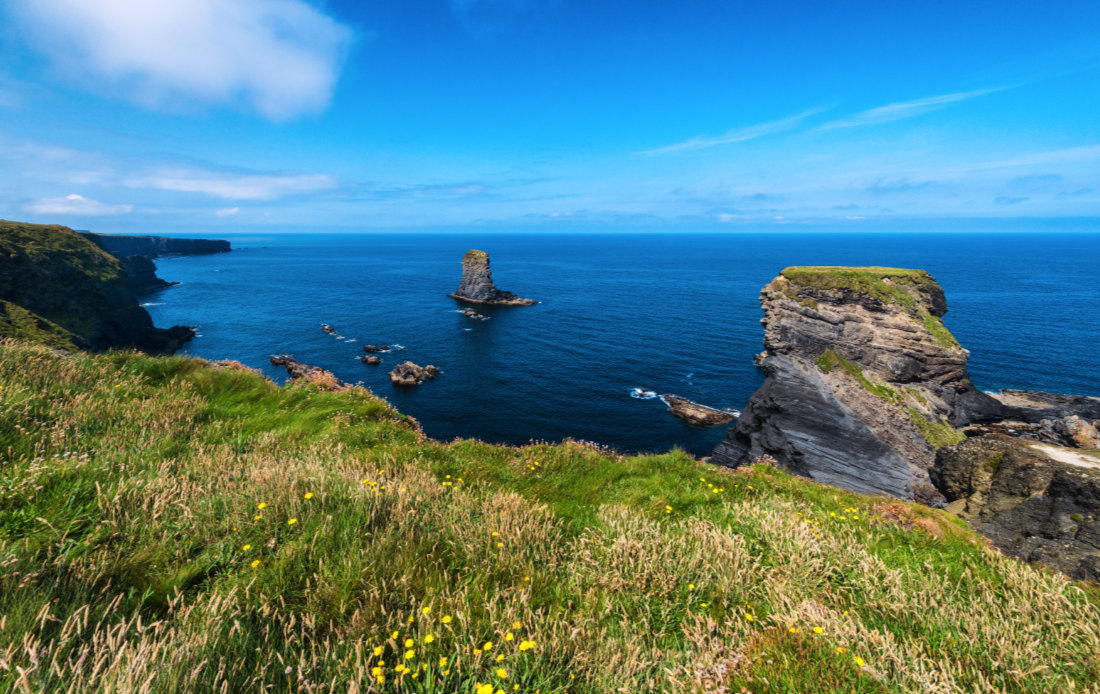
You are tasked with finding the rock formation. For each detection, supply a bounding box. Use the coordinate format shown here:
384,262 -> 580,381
270,355 -> 348,391
80,232 -> 231,259
0,220 -> 194,353
363,344 -> 379,353
933,435 -> 1100,580
388,361 -> 439,387
322,323 -> 336,334
711,267 -> 1001,500
448,250 -> 536,306
362,355 -> 381,365
663,395 -> 735,427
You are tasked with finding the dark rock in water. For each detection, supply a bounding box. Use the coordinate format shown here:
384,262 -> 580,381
363,344 -> 379,353
321,323 -> 336,334
711,267 -> 1001,500
663,395 -> 735,427
362,355 -> 381,365
80,232 -> 230,259
448,249 -> 536,306
933,435 -> 1100,580
989,389 -> 1100,423
461,308 -> 487,320
270,354 -> 348,390
379,345 -> 391,352
388,361 -> 435,387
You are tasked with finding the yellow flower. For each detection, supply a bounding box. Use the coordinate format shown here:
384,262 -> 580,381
252,515 -> 261,521
688,583 -> 695,590
373,646 -> 383,657
476,684 -> 494,694
523,576 -> 530,582
304,492 -> 314,499
745,614 -> 754,622
837,647 -> 846,654
391,630 -> 399,640
371,666 -> 382,676
443,669 -> 450,676
512,621 -> 521,629
250,559 -> 260,568
495,654 -> 504,662
496,668 -> 508,679
407,615 -> 414,623
405,638 -> 415,648
405,650 -> 415,660
424,634 -> 435,644
287,518 -> 297,525
492,531 -> 499,537
788,627 -> 800,634
442,615 -> 452,624
483,641 -> 493,650
422,606 -> 431,614
700,602 -> 708,608
438,657 -> 448,667
518,640 -> 535,651
813,626 -> 824,634
242,544 -> 251,551
257,502 -> 266,510
505,632 -> 514,641
854,656 -> 865,667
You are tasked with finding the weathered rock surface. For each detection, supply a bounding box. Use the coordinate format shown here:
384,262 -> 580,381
80,232 -> 230,259
388,361 -> 438,387
362,355 -> 381,365
933,435 -> 1100,580
989,389 -> 1100,423
448,249 -> 536,306
711,267 -> 1001,500
321,323 -> 336,334
270,355 -> 348,390
363,344 -> 379,353
663,395 -> 735,427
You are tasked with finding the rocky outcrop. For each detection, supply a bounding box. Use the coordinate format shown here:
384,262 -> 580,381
362,355 -> 381,365
663,395 -> 735,427
933,435 -> 1100,580
989,389 -> 1100,423
448,250 -> 536,306
388,361 -> 439,387
80,232 -> 230,259
0,220 -> 194,353
321,323 -> 336,334
711,267 -> 1001,500
269,355 -> 349,391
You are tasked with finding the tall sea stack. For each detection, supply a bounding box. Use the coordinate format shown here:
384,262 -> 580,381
448,249 -> 536,306
710,266 -> 1001,500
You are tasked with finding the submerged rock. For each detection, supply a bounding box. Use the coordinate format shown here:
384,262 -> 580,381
388,361 -> 437,387
448,249 -> 536,306
711,267 -> 1002,500
321,324 -> 336,334
663,395 -> 735,427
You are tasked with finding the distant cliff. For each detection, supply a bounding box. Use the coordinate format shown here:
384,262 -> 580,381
711,267 -> 1001,500
81,232 -> 230,259
0,220 -> 194,353
448,249 -> 536,306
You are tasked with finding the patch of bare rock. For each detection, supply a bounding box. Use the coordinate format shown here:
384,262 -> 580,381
388,361 -> 440,387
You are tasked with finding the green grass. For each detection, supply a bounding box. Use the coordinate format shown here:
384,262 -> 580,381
906,408 -> 967,449
0,299 -> 78,351
0,339 -> 1097,693
922,313 -> 960,349
815,349 -> 902,402
780,267 -> 939,311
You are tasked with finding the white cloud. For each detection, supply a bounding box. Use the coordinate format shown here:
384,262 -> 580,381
820,86 -> 1011,130
127,168 -> 336,199
25,193 -> 133,216
638,108 -> 825,155
215,207 -> 240,217
10,0 -> 352,119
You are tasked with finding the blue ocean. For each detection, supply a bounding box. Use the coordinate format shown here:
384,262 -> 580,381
144,232 -> 1100,456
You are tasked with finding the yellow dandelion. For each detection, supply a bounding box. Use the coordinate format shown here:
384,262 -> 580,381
854,656 -> 865,667
519,640 -> 536,651
373,646 -> 383,657
474,649 -> 482,656
505,632 -> 514,641
496,542 -> 503,548
745,614 -> 754,622
512,621 -> 521,629
476,684 -> 494,694
788,627 -> 800,634
443,669 -> 450,676
496,654 -> 504,662
405,638 -> 415,648
252,515 -> 261,521
492,531 -> 499,537
442,615 -> 453,624
287,518 -> 297,525
438,657 -> 448,667
405,649 -> 415,660
407,615 -> 414,623
304,492 -> 314,499
813,626 -> 824,634
496,668 -> 508,679
483,641 -> 493,651
242,544 -> 251,551
391,630 -> 399,640
371,666 -> 382,676
422,606 -> 431,615
837,647 -> 846,654
701,602 -> 708,607
425,634 -> 435,644
250,559 -> 260,568
257,502 -> 266,510
688,583 -> 695,590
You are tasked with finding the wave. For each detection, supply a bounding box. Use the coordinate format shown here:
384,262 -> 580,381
630,387 -> 658,400
140,302 -> 164,307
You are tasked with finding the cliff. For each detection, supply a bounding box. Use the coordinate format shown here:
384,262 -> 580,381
711,267 -> 1001,500
80,232 -> 230,258
0,220 -> 194,353
448,249 -> 536,305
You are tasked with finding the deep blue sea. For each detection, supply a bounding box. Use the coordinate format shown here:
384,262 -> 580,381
145,232 -> 1100,456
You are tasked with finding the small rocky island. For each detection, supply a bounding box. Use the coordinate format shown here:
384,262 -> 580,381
389,361 -> 440,387
663,395 -> 735,427
448,249 -> 536,306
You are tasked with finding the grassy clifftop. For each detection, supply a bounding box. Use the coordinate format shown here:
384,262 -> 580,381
0,339 -> 1096,692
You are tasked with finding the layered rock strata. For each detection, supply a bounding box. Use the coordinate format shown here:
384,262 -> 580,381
80,232 -> 230,258
711,267 -> 1001,500
448,250 -> 536,306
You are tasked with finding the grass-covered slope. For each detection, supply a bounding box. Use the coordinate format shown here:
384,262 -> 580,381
0,220 -> 190,352
0,340 -> 1097,692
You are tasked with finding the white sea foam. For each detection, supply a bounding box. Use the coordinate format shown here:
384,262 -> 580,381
630,387 -> 658,400
140,302 -> 164,307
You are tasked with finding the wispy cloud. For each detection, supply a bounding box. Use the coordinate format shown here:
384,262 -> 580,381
215,207 -> 240,217
25,193 -> 133,216
8,0 -> 353,119
637,108 -> 826,156
820,86 -> 1012,130
994,195 -> 1028,206
127,168 -> 336,200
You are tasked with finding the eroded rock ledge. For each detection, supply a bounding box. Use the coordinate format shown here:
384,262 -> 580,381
448,249 -> 536,306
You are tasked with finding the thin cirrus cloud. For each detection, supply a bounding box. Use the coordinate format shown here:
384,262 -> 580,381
819,86 -> 1013,130
637,108 -> 827,156
127,169 -> 337,200
25,193 -> 133,216
8,0 -> 352,119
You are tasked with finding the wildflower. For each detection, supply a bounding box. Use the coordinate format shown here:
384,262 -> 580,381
483,641 -> 493,651
496,654 -> 504,662
505,632 -> 514,641
425,635 -> 435,644
442,615 -> 453,624
745,614 -> 754,622
523,576 -> 530,582
422,606 -> 431,615
391,631 -> 399,640
253,515 -> 262,521
371,666 -> 382,676
405,638 -> 415,648
250,559 -> 260,568
688,583 -> 695,590
788,627 -> 800,634
665,505 -> 672,513
497,542 -> 503,549
438,657 -> 448,667
443,669 -> 450,676
477,684 -> 494,694
474,649 -> 482,656
373,646 -> 383,657
813,627 -> 824,634
115,384 -> 121,388
496,668 -> 508,679
836,647 -> 846,654
242,544 -> 251,551
854,656 -> 865,667
700,602 -> 708,607
287,518 -> 297,525
519,640 -> 535,651
304,492 -> 314,499
408,615 -> 414,623
492,532 -> 499,537
257,502 -> 267,510
405,650 -> 415,660
512,621 -> 521,629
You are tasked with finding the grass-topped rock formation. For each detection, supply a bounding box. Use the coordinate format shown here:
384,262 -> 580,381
449,249 -> 536,306
0,220 -> 194,353
711,267 -> 1002,500
1,339 -> 1097,692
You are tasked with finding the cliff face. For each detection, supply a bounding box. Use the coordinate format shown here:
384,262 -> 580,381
711,267 -> 1001,500
0,220 -> 193,353
933,435 -> 1100,580
448,249 -> 536,305
80,232 -> 230,258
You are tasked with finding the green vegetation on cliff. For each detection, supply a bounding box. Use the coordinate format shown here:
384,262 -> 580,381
1,339 -> 1096,693
781,266 -> 940,311
815,348 -> 902,402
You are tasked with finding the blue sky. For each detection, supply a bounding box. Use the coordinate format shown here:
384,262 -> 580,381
0,0 -> 1098,232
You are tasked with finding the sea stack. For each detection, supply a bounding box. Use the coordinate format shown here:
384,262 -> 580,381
448,249 -> 536,306
710,266 -> 1001,500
